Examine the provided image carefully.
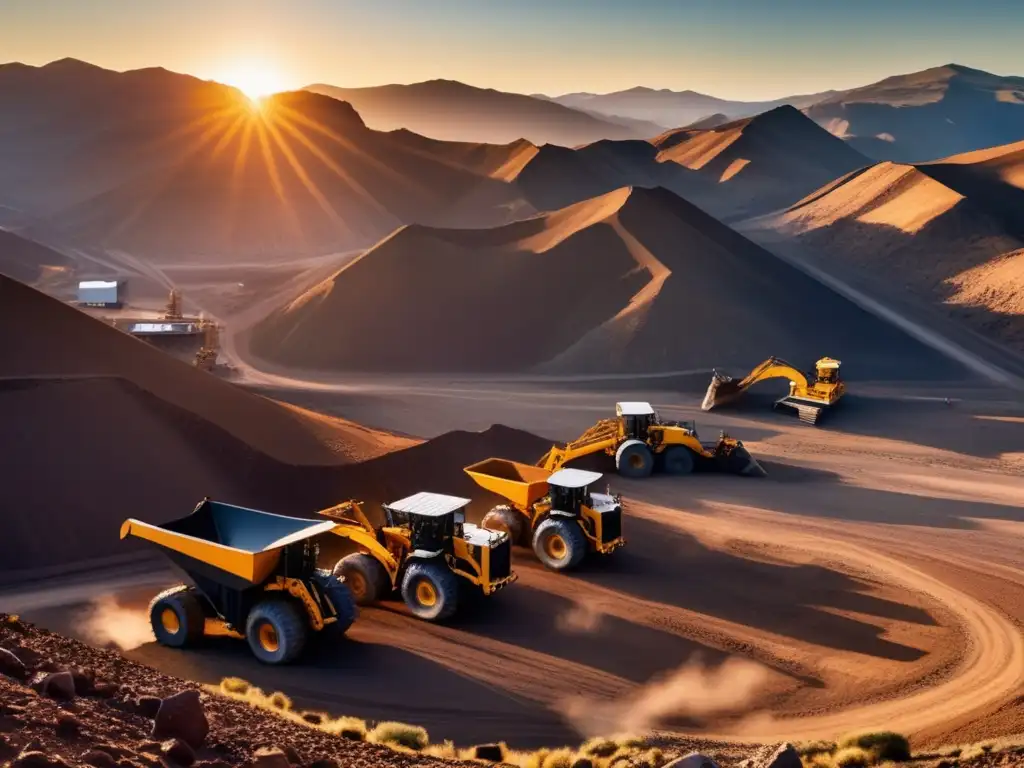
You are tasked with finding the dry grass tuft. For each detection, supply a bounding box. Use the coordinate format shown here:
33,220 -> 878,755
541,748 -> 576,768
219,677 -> 251,695
831,747 -> 871,768
838,732 -> 910,763
268,691 -> 293,711
367,721 -> 430,751
799,741 -> 837,758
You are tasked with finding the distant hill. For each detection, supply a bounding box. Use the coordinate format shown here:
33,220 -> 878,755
305,80 -> 665,146
512,106 -> 868,221
248,185 -> 952,378
545,86 -> 837,130
805,64 -> 1024,162
742,138 -> 1024,352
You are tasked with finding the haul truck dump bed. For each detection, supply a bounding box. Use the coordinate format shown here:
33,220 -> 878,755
464,457 -> 626,571
121,499 -> 356,664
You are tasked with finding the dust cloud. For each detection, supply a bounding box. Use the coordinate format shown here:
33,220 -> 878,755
79,594 -> 154,651
557,598 -> 605,633
562,656 -> 771,736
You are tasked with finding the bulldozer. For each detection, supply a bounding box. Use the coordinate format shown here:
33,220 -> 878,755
536,402 -> 766,479
702,356 -> 844,425
322,492 -> 517,622
120,498 -> 357,665
465,458 -> 625,572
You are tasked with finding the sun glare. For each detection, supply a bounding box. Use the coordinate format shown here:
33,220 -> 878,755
217,63 -> 287,103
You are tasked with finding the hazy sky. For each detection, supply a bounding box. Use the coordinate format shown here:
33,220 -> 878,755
3,0 -> 1023,99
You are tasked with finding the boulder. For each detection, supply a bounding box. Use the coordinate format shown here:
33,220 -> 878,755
161,739 -> 196,766
81,750 -> 118,768
152,691 -> 209,749
251,747 -> 290,768
37,671 -> 76,700
13,751 -> 71,768
56,714 -> 83,737
0,648 -> 27,680
281,746 -> 303,765
135,696 -> 163,718
307,760 -> 340,768
738,743 -> 801,768
663,755 -> 720,768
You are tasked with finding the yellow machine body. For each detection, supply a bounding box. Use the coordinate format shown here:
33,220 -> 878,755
702,356 -> 845,425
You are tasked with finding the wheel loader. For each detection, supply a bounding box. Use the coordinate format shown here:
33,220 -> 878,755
120,499 -> 358,665
536,402 -> 766,479
701,356 -> 844,425
464,458 -> 625,572
321,492 -> 517,622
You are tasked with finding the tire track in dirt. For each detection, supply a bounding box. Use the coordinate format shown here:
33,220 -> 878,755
633,502 -> 1024,742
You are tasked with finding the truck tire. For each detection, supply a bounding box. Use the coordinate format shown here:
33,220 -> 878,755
333,553 -> 390,606
481,505 -> 528,547
149,585 -> 205,648
616,440 -> 654,478
661,445 -> 695,475
532,518 -> 587,571
245,598 -> 308,665
312,569 -> 358,639
401,560 -> 459,622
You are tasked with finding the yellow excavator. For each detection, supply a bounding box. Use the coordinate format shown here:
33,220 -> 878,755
536,402 -> 765,479
702,357 -> 845,425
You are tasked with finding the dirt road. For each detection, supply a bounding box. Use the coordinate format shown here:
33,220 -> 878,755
11,376 -> 1023,750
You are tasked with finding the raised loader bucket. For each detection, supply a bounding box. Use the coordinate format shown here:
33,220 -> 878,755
701,370 -> 746,411
464,458 -> 551,508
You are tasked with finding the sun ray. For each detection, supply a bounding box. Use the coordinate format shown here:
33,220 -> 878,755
254,114 -> 304,244
262,116 -> 347,233
274,111 -> 393,218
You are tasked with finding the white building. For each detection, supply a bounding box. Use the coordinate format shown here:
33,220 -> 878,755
78,280 -> 122,308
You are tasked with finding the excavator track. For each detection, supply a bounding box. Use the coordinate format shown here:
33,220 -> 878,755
775,398 -> 825,425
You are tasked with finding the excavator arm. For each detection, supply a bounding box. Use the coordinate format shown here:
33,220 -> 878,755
702,356 -> 843,425
537,418 -> 620,472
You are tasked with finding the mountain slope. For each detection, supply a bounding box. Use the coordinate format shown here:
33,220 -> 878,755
742,142 -> 1024,352
1,60 -> 532,262
651,106 -> 869,219
305,80 -> 662,146
805,64 -> 1024,162
248,186 -> 955,377
512,107 -> 868,220
547,86 -> 837,129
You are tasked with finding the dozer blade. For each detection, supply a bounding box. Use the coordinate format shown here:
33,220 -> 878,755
701,370 -> 746,412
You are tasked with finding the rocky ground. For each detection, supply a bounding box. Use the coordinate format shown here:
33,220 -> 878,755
3,613 -> 1021,768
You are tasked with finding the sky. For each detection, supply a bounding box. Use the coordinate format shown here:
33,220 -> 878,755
2,0 -> 1023,99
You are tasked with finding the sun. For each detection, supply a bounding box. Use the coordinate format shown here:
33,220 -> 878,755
217,62 -> 287,103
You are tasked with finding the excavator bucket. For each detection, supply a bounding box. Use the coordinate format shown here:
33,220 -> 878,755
702,370 -> 745,411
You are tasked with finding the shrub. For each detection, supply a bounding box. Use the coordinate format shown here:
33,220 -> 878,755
581,739 -> 621,758
219,677 -> 251,696
367,721 -> 429,751
799,741 -> 837,758
522,749 -> 550,768
321,716 -> 367,741
832,747 -> 871,768
632,748 -> 664,768
268,691 -> 293,711
839,732 -> 911,762
542,748 -> 576,768
425,740 -> 458,759
803,756 -> 835,768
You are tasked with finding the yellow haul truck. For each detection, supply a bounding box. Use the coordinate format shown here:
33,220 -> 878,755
464,459 -> 625,571
322,492 -> 517,622
537,402 -> 766,479
702,356 -> 845,425
120,499 -> 357,665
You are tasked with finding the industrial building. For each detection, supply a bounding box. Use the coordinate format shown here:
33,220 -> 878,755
77,280 -> 123,308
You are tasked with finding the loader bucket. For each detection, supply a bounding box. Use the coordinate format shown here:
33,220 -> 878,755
701,370 -> 746,411
465,458 -> 551,508
716,440 -> 767,477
